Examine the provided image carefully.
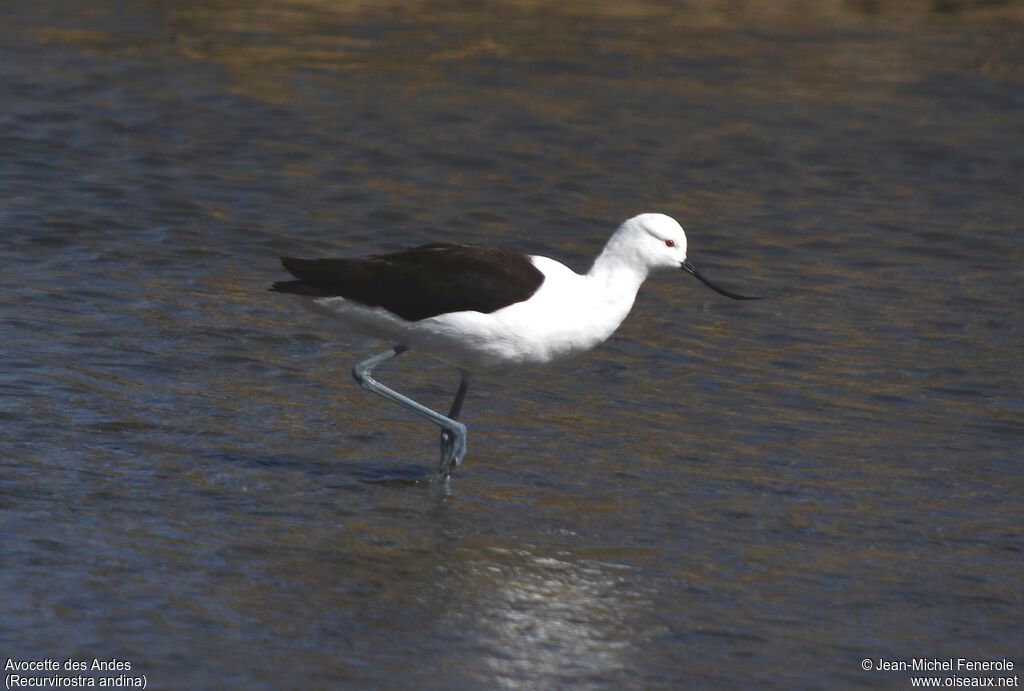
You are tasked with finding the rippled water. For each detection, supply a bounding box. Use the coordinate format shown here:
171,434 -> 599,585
2,1 -> 1022,688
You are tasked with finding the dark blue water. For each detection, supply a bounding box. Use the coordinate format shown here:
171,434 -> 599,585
2,1 -> 1022,688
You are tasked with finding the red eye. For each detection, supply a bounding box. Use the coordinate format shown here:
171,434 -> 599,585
665,239 -> 675,248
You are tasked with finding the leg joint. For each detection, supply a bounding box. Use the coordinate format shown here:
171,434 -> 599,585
352,363 -> 368,384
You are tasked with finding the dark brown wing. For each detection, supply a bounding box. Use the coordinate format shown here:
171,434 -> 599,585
271,242 -> 545,321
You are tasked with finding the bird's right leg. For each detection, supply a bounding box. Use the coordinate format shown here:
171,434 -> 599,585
352,346 -> 467,474
439,373 -> 471,475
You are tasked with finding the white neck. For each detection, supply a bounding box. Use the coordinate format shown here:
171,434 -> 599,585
583,236 -> 650,329
589,226 -> 649,285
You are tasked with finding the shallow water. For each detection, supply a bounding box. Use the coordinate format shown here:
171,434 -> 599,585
2,1 -> 1022,688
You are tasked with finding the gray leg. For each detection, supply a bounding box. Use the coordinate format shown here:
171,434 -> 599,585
352,346 -> 467,476
440,373 -> 471,474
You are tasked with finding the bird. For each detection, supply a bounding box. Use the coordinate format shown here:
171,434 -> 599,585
271,213 -> 759,478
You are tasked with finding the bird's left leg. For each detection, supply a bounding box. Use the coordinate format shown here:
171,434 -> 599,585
352,346 -> 468,475
439,372 -> 471,475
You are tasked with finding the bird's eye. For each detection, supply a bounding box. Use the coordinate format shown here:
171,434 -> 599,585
665,239 -> 675,248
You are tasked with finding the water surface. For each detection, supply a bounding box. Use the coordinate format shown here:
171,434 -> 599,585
1,1 -> 1022,688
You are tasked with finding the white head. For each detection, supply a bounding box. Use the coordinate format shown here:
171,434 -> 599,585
604,213 -> 689,272
600,213 -> 760,300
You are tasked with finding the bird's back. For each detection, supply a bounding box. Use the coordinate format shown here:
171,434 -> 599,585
272,243 -> 545,322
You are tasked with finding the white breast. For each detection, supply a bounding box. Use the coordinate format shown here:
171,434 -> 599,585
418,256 -> 640,371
